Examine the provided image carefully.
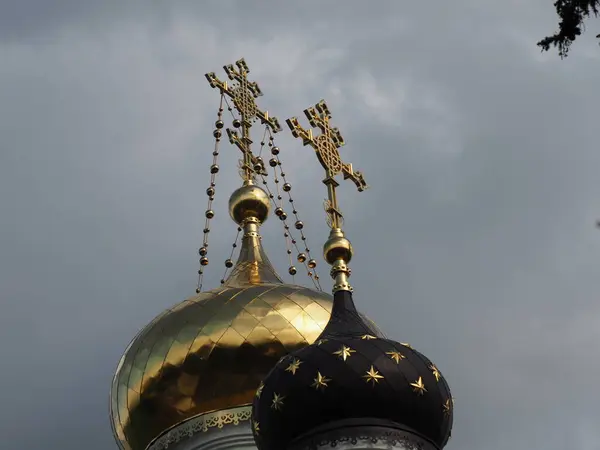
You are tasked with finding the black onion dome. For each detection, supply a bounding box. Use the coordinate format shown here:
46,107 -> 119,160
252,290 -> 453,450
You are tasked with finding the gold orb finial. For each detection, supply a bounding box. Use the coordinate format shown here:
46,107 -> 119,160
229,182 -> 271,225
323,228 -> 353,265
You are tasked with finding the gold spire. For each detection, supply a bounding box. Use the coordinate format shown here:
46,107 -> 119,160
286,100 -> 367,293
206,58 -> 281,182
223,181 -> 283,286
205,59 -> 285,286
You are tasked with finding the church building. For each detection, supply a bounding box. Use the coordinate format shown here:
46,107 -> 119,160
109,58 -> 453,450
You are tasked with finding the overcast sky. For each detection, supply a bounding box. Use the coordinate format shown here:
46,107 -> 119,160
2,1 -> 600,449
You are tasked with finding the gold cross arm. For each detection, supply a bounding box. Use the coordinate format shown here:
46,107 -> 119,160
225,129 -> 267,175
286,100 -> 367,228
205,60 -> 282,133
304,101 -> 345,147
205,58 -> 281,182
286,100 -> 365,188
342,163 -> 368,192
286,116 -> 314,146
223,59 -> 261,97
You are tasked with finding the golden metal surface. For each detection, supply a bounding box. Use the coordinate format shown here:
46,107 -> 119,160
228,183 -> 271,225
206,58 -> 281,182
323,229 -> 353,265
111,283 -> 332,449
325,230 -> 354,293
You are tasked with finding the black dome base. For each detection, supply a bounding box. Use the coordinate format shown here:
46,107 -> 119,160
289,418 -> 438,450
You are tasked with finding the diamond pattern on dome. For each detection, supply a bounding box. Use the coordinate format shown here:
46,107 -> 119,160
230,310 -> 260,338
274,299 -> 303,322
110,284 -> 338,450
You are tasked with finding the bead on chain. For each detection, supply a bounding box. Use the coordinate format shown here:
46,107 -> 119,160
269,132 -> 321,283
255,138 -> 296,282
197,94 -> 225,294
269,134 -> 320,276
210,100 -> 321,290
220,227 -> 242,285
223,96 -> 238,122
258,131 -> 322,290
264,141 -> 297,280
257,125 -> 269,159
267,132 -> 321,288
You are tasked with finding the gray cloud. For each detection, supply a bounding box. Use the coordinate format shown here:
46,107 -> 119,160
1,1 -> 600,449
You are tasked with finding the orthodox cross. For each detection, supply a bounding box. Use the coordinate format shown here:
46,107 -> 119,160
205,58 -> 282,181
286,100 -> 367,229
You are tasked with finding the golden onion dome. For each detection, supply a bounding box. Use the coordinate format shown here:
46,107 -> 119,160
110,184 -> 383,450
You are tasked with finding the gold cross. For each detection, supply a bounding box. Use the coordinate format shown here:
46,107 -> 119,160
205,58 -> 282,181
286,100 -> 367,228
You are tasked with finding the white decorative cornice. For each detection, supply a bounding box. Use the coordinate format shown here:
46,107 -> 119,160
147,405 -> 254,450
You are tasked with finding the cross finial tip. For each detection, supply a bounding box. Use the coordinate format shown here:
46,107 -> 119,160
205,58 -> 280,182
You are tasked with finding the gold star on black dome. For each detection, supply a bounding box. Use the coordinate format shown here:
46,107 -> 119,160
333,345 -> 355,361
361,334 -> 377,340
363,365 -> 384,385
253,420 -> 260,434
311,372 -> 330,391
430,364 -> 441,381
285,358 -> 302,375
256,382 -> 264,398
271,392 -> 285,411
410,376 -> 427,395
443,398 -> 452,417
386,350 -> 405,363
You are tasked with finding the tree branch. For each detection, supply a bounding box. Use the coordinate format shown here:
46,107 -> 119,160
537,0 -> 600,58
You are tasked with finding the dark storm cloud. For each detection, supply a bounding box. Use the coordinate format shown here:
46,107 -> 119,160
1,1 -> 599,449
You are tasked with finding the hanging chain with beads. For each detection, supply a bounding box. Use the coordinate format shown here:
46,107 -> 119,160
257,128 -> 296,284
257,129 -> 323,291
211,97 -> 323,291
220,226 -> 242,285
196,94 -> 226,294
